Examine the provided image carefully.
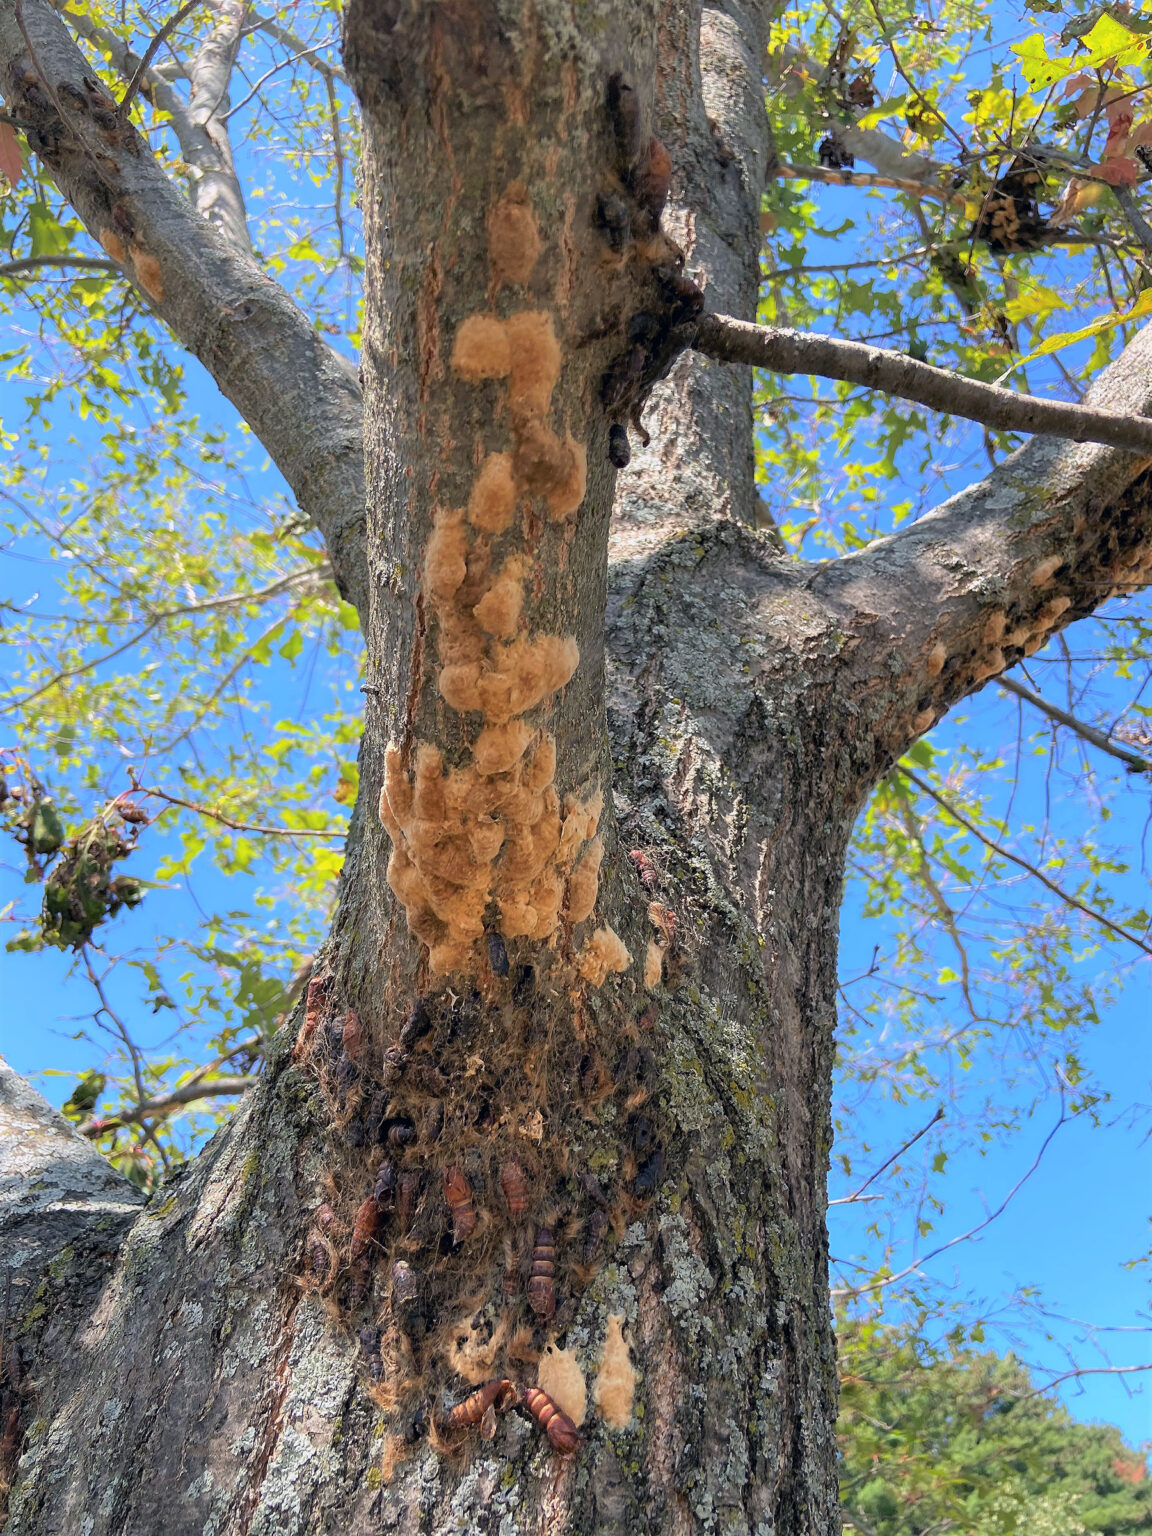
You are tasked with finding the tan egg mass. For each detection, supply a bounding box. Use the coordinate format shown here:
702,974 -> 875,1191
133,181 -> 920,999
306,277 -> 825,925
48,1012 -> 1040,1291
472,720 -> 535,775
467,453 -> 518,534
577,926 -> 631,987
506,311 -> 562,418
451,314 -> 511,380
565,836 -> 603,924
1030,554 -> 1063,587
473,563 -> 524,638
425,509 -> 470,600
523,733 -> 557,792
644,939 -> 664,989
547,435 -> 587,520
537,1343 -> 587,1427
593,1314 -> 636,1430
514,420 -> 578,498
488,188 -> 541,287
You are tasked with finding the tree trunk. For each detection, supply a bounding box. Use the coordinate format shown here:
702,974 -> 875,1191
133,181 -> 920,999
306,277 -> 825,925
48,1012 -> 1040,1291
7,2 -> 1152,1534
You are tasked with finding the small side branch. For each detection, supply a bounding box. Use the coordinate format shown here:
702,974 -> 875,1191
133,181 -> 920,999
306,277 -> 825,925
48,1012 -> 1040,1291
1111,185 -> 1152,253
900,767 -> 1152,956
118,0 -> 202,118
135,782 -> 346,839
774,161 -> 965,207
694,312 -> 1152,456
828,1106 -> 945,1207
246,10 -> 349,85
0,254 -> 120,278
833,1090 -> 1069,1299
998,674 -> 1152,775
78,1075 -> 257,1135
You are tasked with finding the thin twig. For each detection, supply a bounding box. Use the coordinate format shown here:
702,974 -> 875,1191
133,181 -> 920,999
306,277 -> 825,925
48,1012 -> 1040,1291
998,675 -> 1152,774
246,11 -> 349,84
829,1107 -> 945,1206
119,0 -> 203,118
135,783 -> 345,839
82,948 -> 146,1102
219,37 -> 337,122
79,1075 -> 257,1134
832,1091 -> 1069,1298
0,255 -> 121,280
324,73 -> 346,260
900,767 -> 1152,955
0,564 -> 327,715
1022,1361 -> 1152,1397
694,311 -> 1152,457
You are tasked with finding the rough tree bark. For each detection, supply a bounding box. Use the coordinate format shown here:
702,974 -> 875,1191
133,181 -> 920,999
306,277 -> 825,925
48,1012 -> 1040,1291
3,2 -> 1152,1534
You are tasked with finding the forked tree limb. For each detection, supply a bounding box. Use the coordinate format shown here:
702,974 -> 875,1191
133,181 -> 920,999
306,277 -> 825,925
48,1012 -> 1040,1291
774,161 -> 965,206
694,311 -> 1152,456
77,1074 -> 258,1135
0,0 -> 368,617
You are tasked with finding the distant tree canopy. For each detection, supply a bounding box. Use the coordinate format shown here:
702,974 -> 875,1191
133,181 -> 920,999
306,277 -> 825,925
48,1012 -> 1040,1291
839,1317 -> 1152,1536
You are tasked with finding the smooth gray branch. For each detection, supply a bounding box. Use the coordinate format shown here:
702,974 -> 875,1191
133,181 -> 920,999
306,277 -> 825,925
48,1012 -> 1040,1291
78,1074 -> 257,1134
1111,184 -> 1152,253
0,253 -> 120,277
694,312 -> 1152,456
999,674 -> 1152,774
774,161 -> 964,206
184,0 -> 251,255
118,0 -> 202,117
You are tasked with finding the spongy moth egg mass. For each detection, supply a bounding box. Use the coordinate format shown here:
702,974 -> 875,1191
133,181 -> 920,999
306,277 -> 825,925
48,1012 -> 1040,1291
473,566 -> 524,638
467,453 -> 518,534
425,510 -> 470,600
565,836 -> 603,924
451,314 -> 512,381
594,1314 -> 636,1430
473,720 -> 534,775
488,186 -> 542,287
506,311 -> 562,419
537,1343 -> 587,1428
578,926 -> 631,988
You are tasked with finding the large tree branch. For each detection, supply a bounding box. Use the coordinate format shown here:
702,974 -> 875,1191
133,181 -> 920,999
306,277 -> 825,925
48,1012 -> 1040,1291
836,124 -> 948,185
693,311 -> 1152,455
0,1057 -> 141,1324
0,0 -> 368,617
809,318 -> 1152,771
774,160 -> 965,206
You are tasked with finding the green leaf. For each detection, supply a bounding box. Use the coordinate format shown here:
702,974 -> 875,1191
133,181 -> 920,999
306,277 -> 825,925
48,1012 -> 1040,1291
1014,287 -> 1152,366
278,627 -> 304,662
28,202 -> 71,258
